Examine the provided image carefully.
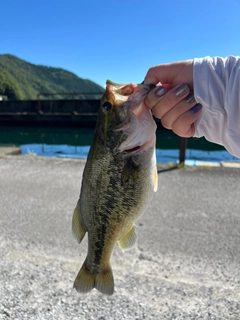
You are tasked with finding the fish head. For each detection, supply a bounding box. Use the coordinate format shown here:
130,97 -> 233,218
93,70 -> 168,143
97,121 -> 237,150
98,80 -> 157,155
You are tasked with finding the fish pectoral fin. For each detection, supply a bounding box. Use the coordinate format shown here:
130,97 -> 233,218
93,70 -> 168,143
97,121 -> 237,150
154,165 -> 158,192
72,202 -> 86,243
74,260 -> 114,295
118,224 -> 137,251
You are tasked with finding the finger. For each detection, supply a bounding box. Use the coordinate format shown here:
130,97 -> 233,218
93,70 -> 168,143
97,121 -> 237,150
144,63 -> 182,85
144,86 -> 166,109
162,84 -> 172,91
160,92 -> 196,129
151,84 -> 190,118
171,103 -> 202,137
144,61 -> 193,88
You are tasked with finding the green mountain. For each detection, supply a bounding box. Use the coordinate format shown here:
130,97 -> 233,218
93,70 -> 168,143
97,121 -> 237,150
0,54 -> 104,100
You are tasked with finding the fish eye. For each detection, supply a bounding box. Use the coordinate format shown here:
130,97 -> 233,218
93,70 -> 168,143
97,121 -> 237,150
102,101 -> 112,112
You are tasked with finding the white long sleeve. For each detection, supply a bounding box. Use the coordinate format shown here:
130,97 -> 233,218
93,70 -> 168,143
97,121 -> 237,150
193,56 -> 240,158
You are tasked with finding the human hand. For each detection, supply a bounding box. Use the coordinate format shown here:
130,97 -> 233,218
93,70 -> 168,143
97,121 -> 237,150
144,60 -> 202,137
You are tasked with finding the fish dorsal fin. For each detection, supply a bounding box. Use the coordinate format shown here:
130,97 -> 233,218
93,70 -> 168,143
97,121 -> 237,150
72,201 -> 86,243
154,165 -> 158,192
118,224 -> 137,251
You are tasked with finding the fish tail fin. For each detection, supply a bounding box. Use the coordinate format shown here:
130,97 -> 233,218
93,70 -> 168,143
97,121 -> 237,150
95,266 -> 114,295
74,261 -> 95,293
74,260 -> 114,295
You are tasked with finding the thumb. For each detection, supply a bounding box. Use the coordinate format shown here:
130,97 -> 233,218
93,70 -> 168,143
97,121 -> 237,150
144,64 -> 173,85
144,61 -> 193,87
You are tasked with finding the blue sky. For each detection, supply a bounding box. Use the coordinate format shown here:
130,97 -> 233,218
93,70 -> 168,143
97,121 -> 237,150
1,0 -> 240,88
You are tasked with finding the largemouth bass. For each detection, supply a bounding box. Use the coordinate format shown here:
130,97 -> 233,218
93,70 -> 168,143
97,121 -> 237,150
72,80 -> 158,295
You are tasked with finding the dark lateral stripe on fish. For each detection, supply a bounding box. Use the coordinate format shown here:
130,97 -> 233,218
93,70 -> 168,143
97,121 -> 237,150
93,216 -> 108,267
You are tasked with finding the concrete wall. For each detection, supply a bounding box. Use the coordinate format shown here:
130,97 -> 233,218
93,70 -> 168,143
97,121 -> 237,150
0,99 -> 100,126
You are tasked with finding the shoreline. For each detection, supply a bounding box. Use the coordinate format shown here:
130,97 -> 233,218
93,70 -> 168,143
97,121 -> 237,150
1,146 -> 240,168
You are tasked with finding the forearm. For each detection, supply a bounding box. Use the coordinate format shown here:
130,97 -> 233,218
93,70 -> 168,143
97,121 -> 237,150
193,56 -> 240,157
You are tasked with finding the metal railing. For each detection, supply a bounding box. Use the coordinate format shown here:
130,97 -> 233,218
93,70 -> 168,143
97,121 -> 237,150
37,92 -> 103,100
179,137 -> 187,164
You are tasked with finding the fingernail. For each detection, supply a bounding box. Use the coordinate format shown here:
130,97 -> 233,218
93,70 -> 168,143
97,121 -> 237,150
186,92 -> 195,103
191,103 -> 202,113
154,86 -> 166,98
175,84 -> 190,97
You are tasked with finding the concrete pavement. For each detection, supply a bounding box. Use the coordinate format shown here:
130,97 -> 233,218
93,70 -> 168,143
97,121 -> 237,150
0,146 -> 21,157
0,155 -> 240,319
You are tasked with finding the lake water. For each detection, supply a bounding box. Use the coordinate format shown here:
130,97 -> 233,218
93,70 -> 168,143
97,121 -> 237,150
0,125 -> 239,164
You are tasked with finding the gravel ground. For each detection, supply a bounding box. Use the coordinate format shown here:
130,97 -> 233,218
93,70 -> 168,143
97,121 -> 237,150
1,156 -> 240,319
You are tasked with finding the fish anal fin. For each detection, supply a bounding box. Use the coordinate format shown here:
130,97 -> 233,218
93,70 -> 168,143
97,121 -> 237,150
118,224 -> 137,251
72,202 -> 86,243
154,165 -> 158,192
74,260 -> 114,295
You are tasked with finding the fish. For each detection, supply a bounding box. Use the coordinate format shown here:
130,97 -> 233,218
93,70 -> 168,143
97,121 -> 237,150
72,80 -> 158,295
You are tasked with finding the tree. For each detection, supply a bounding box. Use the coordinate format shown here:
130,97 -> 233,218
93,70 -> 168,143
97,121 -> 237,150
0,69 -> 23,100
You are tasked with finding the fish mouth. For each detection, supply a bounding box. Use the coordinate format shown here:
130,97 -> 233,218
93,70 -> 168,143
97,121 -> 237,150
122,135 -> 156,155
118,103 -> 157,154
123,145 -> 141,154
108,80 -> 157,154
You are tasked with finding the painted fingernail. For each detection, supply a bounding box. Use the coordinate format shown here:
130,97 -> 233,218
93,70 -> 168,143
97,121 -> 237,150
191,103 -> 202,113
154,86 -> 166,98
175,84 -> 190,97
186,92 -> 196,103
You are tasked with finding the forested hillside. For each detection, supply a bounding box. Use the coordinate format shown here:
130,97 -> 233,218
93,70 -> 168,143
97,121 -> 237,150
0,54 -> 104,100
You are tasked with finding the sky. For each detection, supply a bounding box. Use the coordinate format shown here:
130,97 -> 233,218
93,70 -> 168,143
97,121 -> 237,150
1,0 -> 240,88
